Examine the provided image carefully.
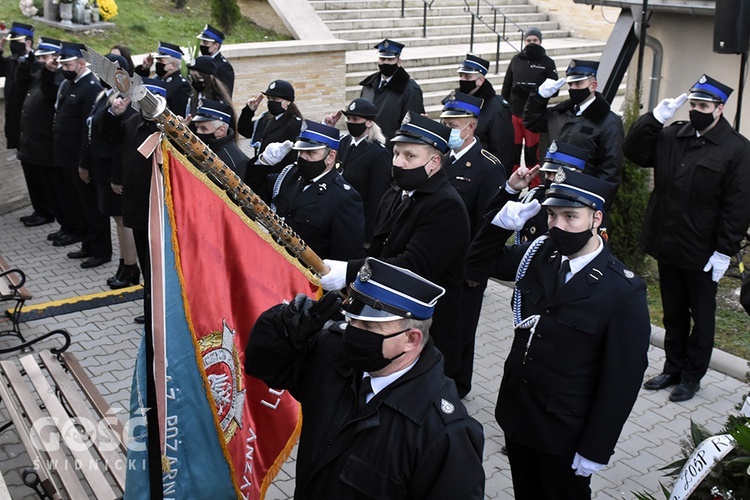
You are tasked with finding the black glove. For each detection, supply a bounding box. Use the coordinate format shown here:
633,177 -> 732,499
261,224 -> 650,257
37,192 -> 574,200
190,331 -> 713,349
275,292 -> 342,348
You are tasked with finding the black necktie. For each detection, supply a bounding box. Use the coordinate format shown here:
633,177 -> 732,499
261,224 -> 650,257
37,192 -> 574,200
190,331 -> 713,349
358,376 -> 372,409
573,104 -> 581,115
556,259 -> 571,292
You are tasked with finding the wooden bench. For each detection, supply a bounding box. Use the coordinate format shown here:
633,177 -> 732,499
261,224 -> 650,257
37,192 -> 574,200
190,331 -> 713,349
0,253 -> 32,346
0,344 -> 128,499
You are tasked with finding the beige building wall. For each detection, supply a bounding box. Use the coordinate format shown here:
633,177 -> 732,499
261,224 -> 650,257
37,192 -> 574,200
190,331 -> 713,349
626,12 -> 749,137
528,0 -> 619,40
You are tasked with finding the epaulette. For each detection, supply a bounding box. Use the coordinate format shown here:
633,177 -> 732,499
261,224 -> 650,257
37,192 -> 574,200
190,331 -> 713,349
481,149 -> 500,164
607,258 -> 638,282
333,175 -> 353,191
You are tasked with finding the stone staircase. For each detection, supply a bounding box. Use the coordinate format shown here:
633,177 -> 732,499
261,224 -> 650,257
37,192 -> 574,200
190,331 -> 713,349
310,0 -> 609,117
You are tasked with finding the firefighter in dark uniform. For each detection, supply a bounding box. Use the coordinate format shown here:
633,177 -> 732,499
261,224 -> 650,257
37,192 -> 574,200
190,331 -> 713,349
320,112 -> 471,387
50,42 -> 103,250
359,39 -> 424,143
16,35 -> 60,228
246,258 -> 485,499
196,23 -> 234,95
0,22 -> 33,151
248,120 -> 365,261
445,54 -> 515,176
134,41 -> 191,117
523,59 -> 624,205
237,79 -> 303,177
440,91 -> 506,397
625,75 -> 750,402
325,97 -> 392,247
485,170 -> 650,499
191,99 -> 247,179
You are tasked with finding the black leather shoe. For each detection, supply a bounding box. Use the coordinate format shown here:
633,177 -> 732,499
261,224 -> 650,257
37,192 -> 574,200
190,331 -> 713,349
80,256 -> 111,269
134,315 -> 146,324
20,213 -> 36,223
110,264 -> 140,289
52,234 -> 83,247
669,381 -> 700,402
67,249 -> 90,259
47,229 -> 65,241
23,215 -> 54,227
643,373 -> 679,390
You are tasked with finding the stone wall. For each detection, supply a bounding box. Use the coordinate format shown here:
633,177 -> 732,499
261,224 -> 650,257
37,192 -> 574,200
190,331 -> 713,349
528,0 -> 619,41
0,96 -> 29,216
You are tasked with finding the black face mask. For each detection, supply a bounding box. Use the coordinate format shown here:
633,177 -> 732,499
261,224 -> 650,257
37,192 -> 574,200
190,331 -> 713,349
689,109 -> 716,132
297,155 -> 328,181
343,324 -> 407,373
522,43 -> 544,59
568,87 -> 591,105
346,121 -> 367,138
10,41 -> 26,57
267,100 -> 285,116
62,69 -> 78,81
195,131 -> 216,145
155,62 -> 167,78
459,79 -> 478,94
542,177 -> 553,190
378,63 -> 398,78
191,80 -> 205,93
548,226 -> 593,256
392,162 -> 430,191
199,45 -> 211,56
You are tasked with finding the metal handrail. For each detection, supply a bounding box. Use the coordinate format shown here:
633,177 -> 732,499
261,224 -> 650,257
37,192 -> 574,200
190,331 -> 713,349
463,0 -> 525,73
401,0 -> 436,39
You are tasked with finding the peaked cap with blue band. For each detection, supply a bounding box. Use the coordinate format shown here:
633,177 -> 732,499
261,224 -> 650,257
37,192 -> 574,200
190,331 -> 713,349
689,74 -> 733,103
374,39 -> 404,58
565,59 -> 599,82
35,37 -> 61,56
153,41 -> 183,60
440,91 -> 483,118
197,23 -> 225,44
193,99 -> 233,124
59,42 -> 85,62
343,258 -> 446,322
539,140 -> 588,173
7,22 -> 33,40
457,54 -> 489,75
293,120 -> 340,151
542,169 -> 610,211
391,111 -> 451,154
143,77 -> 168,97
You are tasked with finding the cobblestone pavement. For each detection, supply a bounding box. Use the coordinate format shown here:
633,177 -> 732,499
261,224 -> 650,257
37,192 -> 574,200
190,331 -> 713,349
0,207 -> 747,499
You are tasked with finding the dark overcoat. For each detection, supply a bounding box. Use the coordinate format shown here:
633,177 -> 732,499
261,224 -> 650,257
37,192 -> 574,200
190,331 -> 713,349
359,66 -> 424,141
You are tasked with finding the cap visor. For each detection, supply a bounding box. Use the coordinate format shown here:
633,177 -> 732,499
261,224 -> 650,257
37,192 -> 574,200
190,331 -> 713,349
342,301 -> 402,322
34,49 -> 56,56
439,110 -> 476,118
293,139 -> 326,150
58,56 -> 78,63
153,53 -> 171,59
457,68 -> 480,74
191,115 -> 213,122
378,53 -> 398,59
196,34 -> 215,41
688,92 -> 722,102
565,74 -> 591,83
541,196 -> 589,208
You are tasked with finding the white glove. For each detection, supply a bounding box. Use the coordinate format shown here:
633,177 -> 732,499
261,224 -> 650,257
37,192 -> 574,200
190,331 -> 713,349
652,93 -> 688,124
491,200 -> 542,231
702,251 -> 731,282
320,259 -> 348,291
571,453 -> 605,477
537,77 -> 566,99
257,140 -> 294,166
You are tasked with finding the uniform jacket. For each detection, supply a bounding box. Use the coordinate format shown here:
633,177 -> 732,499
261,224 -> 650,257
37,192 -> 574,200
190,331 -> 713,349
360,66 -> 424,141
465,185 -> 546,281
245,312 -> 485,500
262,166 -> 366,261
205,128 -> 248,180
135,65 -> 192,117
624,112 -> 750,269
0,51 -> 24,148
101,111 -> 159,231
237,107 -> 302,176
53,71 -> 102,169
345,169 -> 470,376
336,135 -> 392,242
523,91 -> 624,199
457,80 -> 514,171
17,60 -> 60,166
443,139 -> 506,237
490,235 -> 650,464
500,44 -> 558,117
212,51 -> 234,95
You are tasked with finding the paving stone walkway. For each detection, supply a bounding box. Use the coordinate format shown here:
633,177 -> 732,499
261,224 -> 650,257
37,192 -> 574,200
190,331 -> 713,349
0,207 -> 746,499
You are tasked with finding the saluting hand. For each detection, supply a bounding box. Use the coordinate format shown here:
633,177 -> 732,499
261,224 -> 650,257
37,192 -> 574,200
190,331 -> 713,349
324,110 -> 342,127
45,57 -> 59,73
508,164 -> 541,192
141,53 -> 154,69
246,93 -> 264,112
